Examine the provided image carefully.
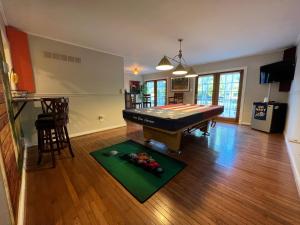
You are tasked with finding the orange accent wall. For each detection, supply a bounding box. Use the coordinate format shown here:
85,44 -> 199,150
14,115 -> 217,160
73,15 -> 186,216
6,26 -> 35,92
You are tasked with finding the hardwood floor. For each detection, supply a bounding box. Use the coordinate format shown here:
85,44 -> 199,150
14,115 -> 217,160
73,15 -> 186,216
24,123 -> 300,225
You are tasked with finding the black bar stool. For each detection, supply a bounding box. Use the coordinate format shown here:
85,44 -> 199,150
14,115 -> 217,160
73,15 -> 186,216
35,98 -> 74,167
35,117 -> 58,167
55,99 -> 74,157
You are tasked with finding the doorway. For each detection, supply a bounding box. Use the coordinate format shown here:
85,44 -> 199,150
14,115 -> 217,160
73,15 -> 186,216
195,70 -> 243,122
145,79 -> 167,106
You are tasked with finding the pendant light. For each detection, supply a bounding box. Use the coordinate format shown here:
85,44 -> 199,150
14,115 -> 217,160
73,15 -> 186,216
156,39 -> 197,77
156,56 -> 174,70
173,63 -> 187,75
185,67 -> 198,77
172,39 -> 187,75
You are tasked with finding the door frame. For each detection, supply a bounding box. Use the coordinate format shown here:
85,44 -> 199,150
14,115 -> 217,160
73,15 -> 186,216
195,69 -> 244,123
144,79 -> 167,106
194,74 -> 215,106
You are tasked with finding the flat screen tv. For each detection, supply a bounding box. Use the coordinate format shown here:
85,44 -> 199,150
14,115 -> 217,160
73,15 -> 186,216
260,61 -> 295,84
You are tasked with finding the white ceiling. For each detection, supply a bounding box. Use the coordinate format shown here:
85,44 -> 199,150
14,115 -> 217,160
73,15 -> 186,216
2,0 -> 300,75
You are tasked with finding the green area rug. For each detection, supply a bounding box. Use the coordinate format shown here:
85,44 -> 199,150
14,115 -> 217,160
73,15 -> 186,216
90,140 -> 186,202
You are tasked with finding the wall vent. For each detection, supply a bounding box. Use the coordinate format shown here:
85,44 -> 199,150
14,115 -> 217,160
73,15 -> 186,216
43,51 -> 81,64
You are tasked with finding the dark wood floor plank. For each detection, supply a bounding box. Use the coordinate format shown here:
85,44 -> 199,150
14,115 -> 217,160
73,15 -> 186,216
25,123 -> 300,225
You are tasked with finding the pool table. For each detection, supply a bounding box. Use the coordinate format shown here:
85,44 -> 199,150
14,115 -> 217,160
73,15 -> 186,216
123,104 -> 224,152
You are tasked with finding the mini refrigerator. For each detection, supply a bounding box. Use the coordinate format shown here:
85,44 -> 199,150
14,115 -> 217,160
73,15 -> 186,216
251,102 -> 287,133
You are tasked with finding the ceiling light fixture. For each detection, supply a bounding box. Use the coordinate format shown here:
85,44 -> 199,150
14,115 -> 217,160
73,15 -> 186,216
156,56 -> 174,71
156,39 -> 198,77
173,63 -> 187,75
185,67 -> 198,78
132,67 -> 140,75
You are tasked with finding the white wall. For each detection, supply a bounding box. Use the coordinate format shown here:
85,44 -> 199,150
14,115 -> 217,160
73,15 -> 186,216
284,43 -> 300,195
285,46 -> 300,142
21,35 -> 125,146
0,171 -> 11,225
143,51 -> 289,124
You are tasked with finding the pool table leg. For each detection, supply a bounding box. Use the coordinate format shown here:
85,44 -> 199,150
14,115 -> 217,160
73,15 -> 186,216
200,121 -> 210,136
143,126 -> 182,152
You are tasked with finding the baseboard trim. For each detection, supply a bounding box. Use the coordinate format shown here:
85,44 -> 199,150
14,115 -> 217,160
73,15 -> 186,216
69,123 -> 127,138
25,124 -> 127,148
285,135 -> 300,196
17,146 -> 27,225
239,122 -> 251,126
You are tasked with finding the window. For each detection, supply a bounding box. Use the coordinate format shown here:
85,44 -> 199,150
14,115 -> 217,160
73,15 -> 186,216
196,75 -> 214,105
145,79 -> 167,106
156,80 -> 167,106
195,70 -> 243,122
145,81 -> 155,106
218,72 -> 241,118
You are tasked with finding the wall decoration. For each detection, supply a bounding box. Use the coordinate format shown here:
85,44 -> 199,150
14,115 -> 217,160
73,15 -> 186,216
6,26 -> 35,93
129,80 -> 141,94
170,77 -> 190,92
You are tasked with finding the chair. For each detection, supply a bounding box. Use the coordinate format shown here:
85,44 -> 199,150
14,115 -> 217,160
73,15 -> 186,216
142,94 -> 151,108
54,99 -> 73,157
124,91 -> 133,109
35,98 -> 74,167
131,94 -> 142,109
124,91 -> 142,109
168,93 -> 184,104
35,118 -> 57,167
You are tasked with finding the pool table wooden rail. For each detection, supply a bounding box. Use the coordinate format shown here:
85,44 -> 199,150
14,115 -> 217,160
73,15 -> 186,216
123,104 -> 223,152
